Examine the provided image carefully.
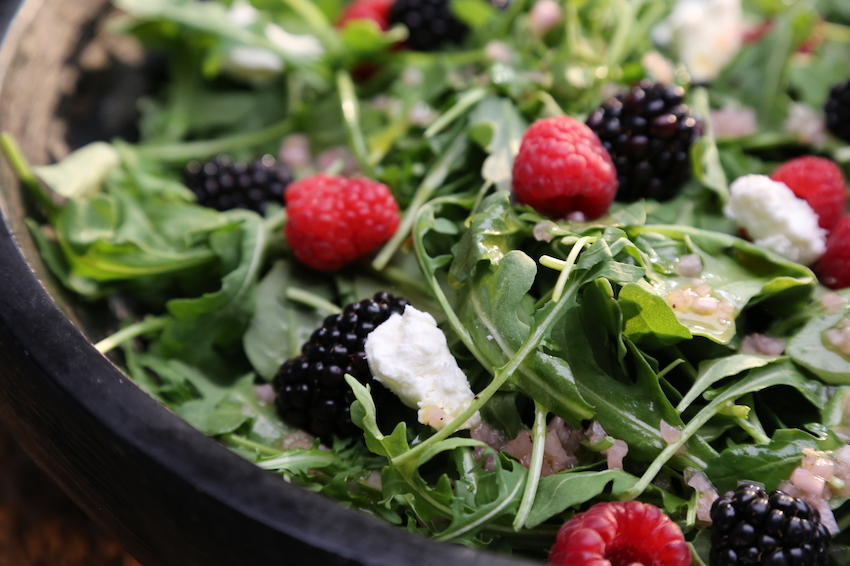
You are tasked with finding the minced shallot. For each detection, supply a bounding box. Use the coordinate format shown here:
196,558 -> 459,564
740,333 -> 786,356
685,469 -> 719,523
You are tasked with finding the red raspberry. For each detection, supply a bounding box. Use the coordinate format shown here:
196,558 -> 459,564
512,116 -> 618,220
549,501 -> 691,566
817,215 -> 850,289
770,156 -> 848,232
284,174 -> 400,272
336,0 -> 393,31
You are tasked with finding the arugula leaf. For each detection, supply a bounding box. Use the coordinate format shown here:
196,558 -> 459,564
619,282 -> 692,348
156,210 -> 266,375
467,96 -> 528,189
525,469 -> 639,528
33,142 -> 120,198
788,305 -> 850,385
704,428 -> 843,493
243,261 -> 332,380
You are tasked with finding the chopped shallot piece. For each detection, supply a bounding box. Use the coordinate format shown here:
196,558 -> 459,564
674,254 -> 703,277
602,439 -> 628,470
740,333 -> 786,356
587,421 -> 608,444
253,383 -> 276,406
282,430 -> 318,450
790,467 -> 826,497
821,292 -> 846,313
660,420 -> 682,445
533,221 -> 559,242
807,496 -> 841,535
836,444 -> 850,466
685,469 -> 719,523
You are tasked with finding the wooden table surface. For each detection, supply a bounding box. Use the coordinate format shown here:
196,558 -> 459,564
0,422 -> 141,566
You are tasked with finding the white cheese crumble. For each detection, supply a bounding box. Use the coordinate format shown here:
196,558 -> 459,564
365,305 -> 481,431
723,174 -> 827,266
656,0 -> 743,83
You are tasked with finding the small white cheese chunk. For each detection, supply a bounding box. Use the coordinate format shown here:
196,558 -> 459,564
661,0 -> 743,83
724,174 -> 827,266
365,305 -> 481,431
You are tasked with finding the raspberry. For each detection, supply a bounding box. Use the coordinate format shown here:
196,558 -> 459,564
586,81 -> 702,203
273,292 -> 412,440
183,155 -> 293,215
709,483 -> 831,566
770,156 -> 848,232
336,0 -> 393,31
511,115 -> 618,220
549,501 -> 691,566
388,0 -> 468,51
817,215 -> 850,289
825,80 -> 850,143
284,174 -> 400,272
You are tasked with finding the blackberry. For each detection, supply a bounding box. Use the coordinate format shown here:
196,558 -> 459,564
389,0 -> 468,51
709,483 -> 831,566
183,154 -> 293,215
825,80 -> 850,143
586,80 -> 703,202
272,292 -> 411,440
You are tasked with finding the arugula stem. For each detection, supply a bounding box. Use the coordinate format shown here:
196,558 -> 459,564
337,70 -> 375,178
626,384 -> 742,499
424,88 -> 488,139
221,433 -> 283,457
540,236 -> 599,303
135,118 -> 295,162
412,200 -> 488,366
373,131 -> 467,270
513,401 -> 548,530
285,287 -> 342,314
280,0 -> 340,52
392,257 -> 587,468
606,0 -> 640,68
0,133 -> 59,216
94,316 -> 169,354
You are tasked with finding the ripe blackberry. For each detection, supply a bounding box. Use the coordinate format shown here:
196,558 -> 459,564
825,80 -> 850,143
709,483 -> 831,566
272,292 -> 411,440
183,154 -> 293,214
388,0 -> 468,51
586,80 -> 703,202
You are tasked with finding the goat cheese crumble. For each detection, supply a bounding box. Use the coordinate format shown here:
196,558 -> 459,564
656,0 -> 743,83
723,174 -> 827,266
365,305 -> 481,431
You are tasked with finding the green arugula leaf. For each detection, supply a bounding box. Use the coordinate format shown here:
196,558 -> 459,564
525,470 -> 639,528
788,305 -> 850,385
33,142 -> 119,198
157,210 -> 266,374
619,282 -> 692,349
243,261 -> 332,380
467,97 -> 528,189
704,428 -> 843,493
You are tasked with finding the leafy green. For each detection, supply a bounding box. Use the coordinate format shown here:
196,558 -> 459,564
788,305 -> 850,385
705,429 -> 843,493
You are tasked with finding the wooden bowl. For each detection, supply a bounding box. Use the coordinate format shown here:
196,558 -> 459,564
0,1 -> 534,564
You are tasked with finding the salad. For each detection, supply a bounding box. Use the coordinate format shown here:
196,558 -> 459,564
3,0 -> 850,563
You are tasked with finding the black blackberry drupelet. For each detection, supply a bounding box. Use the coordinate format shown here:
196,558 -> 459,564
709,483 -> 831,566
586,80 -> 703,202
272,292 -> 410,441
183,154 -> 293,214
389,0 -> 468,51
825,80 -> 850,143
